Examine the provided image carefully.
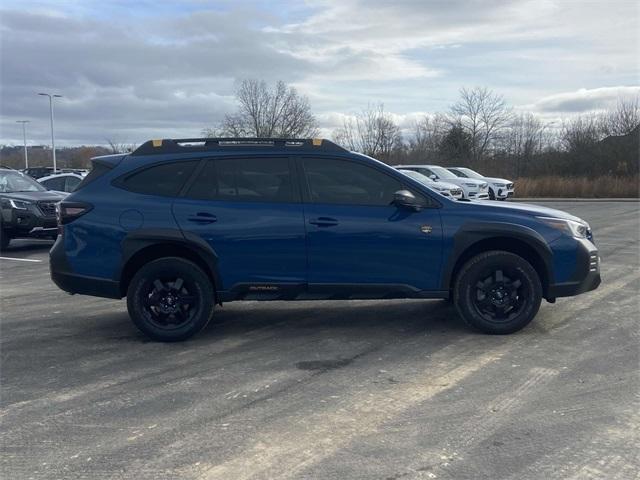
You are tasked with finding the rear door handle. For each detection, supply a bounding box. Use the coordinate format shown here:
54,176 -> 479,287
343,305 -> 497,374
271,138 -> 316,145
309,217 -> 338,227
187,212 -> 217,224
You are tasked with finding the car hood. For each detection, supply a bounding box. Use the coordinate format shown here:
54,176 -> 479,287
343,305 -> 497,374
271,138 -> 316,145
484,177 -> 512,184
469,200 -> 584,222
431,181 -> 460,190
0,191 -> 67,202
453,178 -> 486,186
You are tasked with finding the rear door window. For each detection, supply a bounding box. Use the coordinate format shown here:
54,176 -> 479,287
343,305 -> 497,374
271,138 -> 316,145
65,176 -> 81,192
42,176 -> 66,191
186,157 -> 294,203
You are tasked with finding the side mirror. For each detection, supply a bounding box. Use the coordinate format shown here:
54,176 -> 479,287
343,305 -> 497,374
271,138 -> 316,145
429,174 -> 438,181
393,190 -> 422,211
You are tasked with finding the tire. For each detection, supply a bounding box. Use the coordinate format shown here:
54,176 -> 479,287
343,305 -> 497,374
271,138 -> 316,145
0,228 -> 11,251
454,251 -> 542,334
126,257 -> 214,342
488,188 -> 496,200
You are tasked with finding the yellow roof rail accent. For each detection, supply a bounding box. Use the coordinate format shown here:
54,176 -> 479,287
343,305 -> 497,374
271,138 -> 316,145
312,138 -> 323,146
152,139 -> 163,147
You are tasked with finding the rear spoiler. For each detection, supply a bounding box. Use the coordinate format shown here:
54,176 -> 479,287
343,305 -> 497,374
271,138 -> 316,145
90,153 -> 127,169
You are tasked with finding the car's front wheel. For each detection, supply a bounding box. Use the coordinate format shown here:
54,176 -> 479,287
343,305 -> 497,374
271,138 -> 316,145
126,257 -> 214,342
454,251 -> 542,334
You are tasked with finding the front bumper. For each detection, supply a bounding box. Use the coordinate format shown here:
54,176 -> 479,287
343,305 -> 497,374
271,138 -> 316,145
495,187 -> 515,199
547,240 -> 601,299
2,206 -> 57,237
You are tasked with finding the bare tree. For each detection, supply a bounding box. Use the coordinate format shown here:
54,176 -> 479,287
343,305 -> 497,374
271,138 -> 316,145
561,114 -> 601,152
408,113 -> 449,162
599,96 -> 640,137
501,113 -> 547,176
333,103 -> 402,162
215,79 -> 319,138
450,87 -> 512,163
106,138 -> 136,154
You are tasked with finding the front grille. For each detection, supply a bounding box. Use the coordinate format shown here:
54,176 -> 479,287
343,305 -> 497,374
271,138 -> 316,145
451,188 -> 463,195
38,201 -> 57,217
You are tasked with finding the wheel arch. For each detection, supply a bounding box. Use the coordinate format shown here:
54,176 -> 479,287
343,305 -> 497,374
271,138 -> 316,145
443,223 -> 554,299
119,229 -> 221,299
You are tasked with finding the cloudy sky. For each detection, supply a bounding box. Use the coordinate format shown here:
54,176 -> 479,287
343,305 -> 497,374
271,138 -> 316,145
1,0 -> 638,146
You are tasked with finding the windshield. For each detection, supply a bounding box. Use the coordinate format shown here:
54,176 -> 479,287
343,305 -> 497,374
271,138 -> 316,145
458,168 -> 484,179
398,169 -> 434,184
429,166 -> 458,180
0,170 -> 47,193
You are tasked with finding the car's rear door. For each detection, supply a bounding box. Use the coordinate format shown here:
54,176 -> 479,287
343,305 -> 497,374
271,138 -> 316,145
299,156 -> 443,295
173,156 -> 307,295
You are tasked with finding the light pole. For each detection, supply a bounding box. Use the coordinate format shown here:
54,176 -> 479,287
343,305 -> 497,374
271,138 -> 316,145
38,92 -> 62,173
16,120 -> 30,169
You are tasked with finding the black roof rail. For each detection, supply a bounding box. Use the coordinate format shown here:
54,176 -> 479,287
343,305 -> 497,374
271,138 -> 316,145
131,137 -> 348,156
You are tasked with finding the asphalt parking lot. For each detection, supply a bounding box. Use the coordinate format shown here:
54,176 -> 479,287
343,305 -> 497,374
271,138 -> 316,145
1,201 -> 638,480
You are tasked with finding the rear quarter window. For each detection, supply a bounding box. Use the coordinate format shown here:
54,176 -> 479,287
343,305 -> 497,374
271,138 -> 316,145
76,163 -> 112,190
118,161 -> 199,197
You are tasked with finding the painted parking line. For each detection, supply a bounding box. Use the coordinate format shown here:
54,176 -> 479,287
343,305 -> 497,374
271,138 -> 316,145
0,257 -> 43,263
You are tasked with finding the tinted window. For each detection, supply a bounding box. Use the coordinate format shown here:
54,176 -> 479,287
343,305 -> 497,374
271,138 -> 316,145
122,161 -> 198,196
42,177 -> 66,191
414,167 -> 434,177
65,176 -> 81,192
303,158 -> 402,206
77,162 -> 112,190
186,157 -> 293,203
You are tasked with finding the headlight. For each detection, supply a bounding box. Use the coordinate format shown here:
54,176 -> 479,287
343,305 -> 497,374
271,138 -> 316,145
538,217 -> 590,239
464,183 -> 477,187
9,199 -> 31,210
494,183 -> 507,188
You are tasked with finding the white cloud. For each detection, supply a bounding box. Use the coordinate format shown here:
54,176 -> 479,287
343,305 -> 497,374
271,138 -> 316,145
530,86 -> 640,113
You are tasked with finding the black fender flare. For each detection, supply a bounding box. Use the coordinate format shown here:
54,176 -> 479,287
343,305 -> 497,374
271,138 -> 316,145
119,228 -> 222,291
441,221 -> 554,291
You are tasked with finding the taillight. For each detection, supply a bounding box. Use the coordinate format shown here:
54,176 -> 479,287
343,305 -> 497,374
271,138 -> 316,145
57,201 -> 93,226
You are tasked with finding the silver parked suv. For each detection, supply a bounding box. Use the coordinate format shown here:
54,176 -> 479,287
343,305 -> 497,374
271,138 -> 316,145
448,167 -> 514,200
395,165 -> 489,200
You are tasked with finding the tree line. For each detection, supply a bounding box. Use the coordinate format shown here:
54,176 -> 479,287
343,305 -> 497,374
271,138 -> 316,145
210,79 -> 639,179
2,79 -> 637,180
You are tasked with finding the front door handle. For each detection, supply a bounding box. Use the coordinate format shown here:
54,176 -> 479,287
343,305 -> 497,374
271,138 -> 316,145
187,212 -> 217,224
309,217 -> 338,227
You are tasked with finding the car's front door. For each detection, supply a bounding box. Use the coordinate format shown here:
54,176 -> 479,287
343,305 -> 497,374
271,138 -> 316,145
173,156 -> 306,294
300,157 -> 443,295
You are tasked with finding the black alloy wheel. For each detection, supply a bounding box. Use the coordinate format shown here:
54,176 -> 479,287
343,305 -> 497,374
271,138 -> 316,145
142,277 -> 199,330
127,257 -> 214,342
472,268 -> 527,323
454,251 -> 542,334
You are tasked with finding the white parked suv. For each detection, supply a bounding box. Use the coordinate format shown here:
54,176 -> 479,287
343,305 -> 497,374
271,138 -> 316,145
396,168 -> 463,199
447,167 -> 514,200
395,165 -> 489,200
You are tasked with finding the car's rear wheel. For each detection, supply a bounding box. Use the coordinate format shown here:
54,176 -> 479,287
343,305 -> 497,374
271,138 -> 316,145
126,257 -> 214,342
0,227 -> 11,251
454,251 -> 542,334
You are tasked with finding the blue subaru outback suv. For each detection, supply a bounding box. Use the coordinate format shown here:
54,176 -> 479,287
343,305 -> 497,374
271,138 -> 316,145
50,138 -> 600,341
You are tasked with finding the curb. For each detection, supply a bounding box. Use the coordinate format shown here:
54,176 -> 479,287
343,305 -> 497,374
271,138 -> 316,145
512,198 -> 639,202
